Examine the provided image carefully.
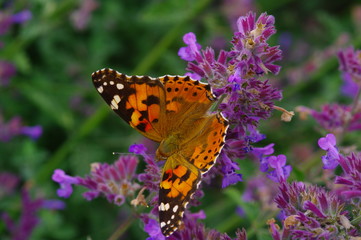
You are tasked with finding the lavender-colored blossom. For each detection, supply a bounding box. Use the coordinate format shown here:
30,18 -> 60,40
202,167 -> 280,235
136,145 -> 162,194
274,182 -> 360,238
297,104 -> 361,133
52,155 -> 140,205
0,9 -> 32,35
1,190 -> 43,240
70,0 -> 98,30
52,169 -> 80,198
318,133 -> 340,169
243,175 -> 278,211
337,46 -> 361,81
267,155 -> 291,183
219,152 -> 243,188
0,172 -> 19,198
335,153 -> 361,199
341,72 -> 359,97
0,115 -> 43,141
178,32 -> 202,62
21,125 -> 43,140
0,60 -> 16,85
230,12 -> 282,77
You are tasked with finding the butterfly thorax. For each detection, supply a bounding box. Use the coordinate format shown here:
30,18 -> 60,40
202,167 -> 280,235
156,135 -> 180,160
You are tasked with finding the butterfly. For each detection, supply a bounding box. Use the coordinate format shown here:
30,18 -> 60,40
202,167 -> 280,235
92,68 -> 228,237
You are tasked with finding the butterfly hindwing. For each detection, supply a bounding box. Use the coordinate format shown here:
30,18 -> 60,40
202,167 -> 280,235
158,112 -> 228,237
159,158 -> 201,236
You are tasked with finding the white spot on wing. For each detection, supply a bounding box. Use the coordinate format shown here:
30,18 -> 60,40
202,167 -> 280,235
159,202 -> 165,211
172,205 -> 178,213
164,203 -> 170,211
114,95 -> 121,103
110,81 -> 114,85
117,83 -> 124,89
160,222 -> 166,228
110,99 -> 118,109
97,86 -> 104,93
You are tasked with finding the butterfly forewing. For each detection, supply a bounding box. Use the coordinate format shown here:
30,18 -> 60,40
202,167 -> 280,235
92,68 -> 165,142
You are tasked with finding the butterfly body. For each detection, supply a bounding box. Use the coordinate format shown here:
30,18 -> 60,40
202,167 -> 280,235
92,68 -> 228,236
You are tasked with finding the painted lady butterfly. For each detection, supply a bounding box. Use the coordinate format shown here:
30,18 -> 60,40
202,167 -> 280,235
92,68 -> 228,236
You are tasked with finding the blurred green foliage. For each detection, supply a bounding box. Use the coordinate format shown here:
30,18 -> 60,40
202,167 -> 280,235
1,0 -> 361,239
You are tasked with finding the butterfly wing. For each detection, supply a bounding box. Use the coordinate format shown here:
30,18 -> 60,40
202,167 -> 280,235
159,75 -> 216,137
92,68 -> 166,142
158,113 -> 228,236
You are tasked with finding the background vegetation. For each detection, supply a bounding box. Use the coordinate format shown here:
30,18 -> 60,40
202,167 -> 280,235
1,0 -> 360,239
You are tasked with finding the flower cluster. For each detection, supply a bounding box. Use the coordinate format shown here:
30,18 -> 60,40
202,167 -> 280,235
178,11 -> 284,187
296,103 -> 361,134
52,153 -> 140,206
273,182 -> 359,239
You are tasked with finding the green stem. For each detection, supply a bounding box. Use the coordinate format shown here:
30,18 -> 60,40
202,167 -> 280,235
107,215 -> 135,240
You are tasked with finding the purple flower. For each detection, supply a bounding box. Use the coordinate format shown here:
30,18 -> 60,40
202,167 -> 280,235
0,115 -> 43,141
137,145 -> 162,194
335,153 -> 361,199
243,175 -> 278,211
341,72 -> 359,97
0,60 -> 16,85
70,0 -> 98,30
267,154 -> 291,183
1,190 -> 43,240
52,169 -> 80,198
318,133 -> 340,169
21,125 -> 43,140
0,172 -> 19,198
337,46 -> 361,81
298,104 -> 361,133
52,155 -> 140,205
178,32 -> 202,62
274,182 -> 358,238
219,152 -> 243,188
0,9 -> 32,35
129,143 -> 147,155
230,12 -> 282,77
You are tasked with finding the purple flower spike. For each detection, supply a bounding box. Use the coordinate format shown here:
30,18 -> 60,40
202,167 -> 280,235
52,169 -> 80,198
274,182 -> 351,239
53,155 -> 141,206
318,133 -> 340,169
